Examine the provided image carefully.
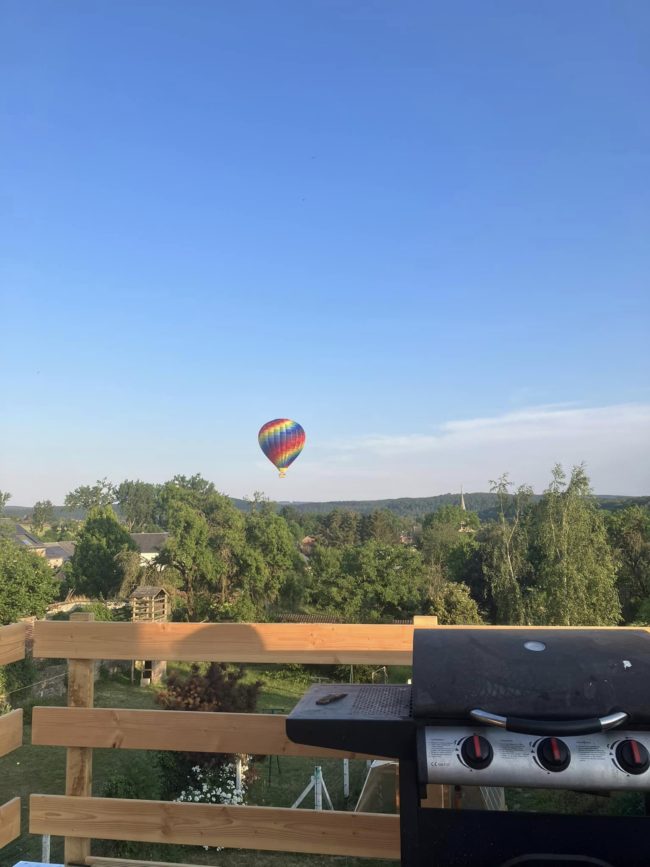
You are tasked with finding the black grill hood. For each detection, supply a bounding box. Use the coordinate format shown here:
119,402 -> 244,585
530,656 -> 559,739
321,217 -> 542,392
412,628 -> 650,726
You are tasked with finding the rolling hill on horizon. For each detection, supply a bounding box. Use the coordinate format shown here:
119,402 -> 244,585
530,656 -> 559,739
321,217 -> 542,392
5,492 -> 649,524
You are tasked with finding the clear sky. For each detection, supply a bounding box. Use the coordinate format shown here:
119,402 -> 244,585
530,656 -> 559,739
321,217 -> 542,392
2,1 -> 649,505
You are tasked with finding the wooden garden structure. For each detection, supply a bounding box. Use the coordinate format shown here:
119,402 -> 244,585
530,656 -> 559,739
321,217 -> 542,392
0,617 -> 648,866
129,586 -> 170,685
130,587 -> 170,623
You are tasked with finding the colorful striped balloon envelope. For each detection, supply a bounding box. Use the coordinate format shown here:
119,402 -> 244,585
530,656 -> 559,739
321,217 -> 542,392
258,418 -> 306,477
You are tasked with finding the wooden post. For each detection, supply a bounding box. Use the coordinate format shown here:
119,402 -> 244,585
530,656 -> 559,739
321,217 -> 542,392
65,611 -> 95,866
413,615 -> 439,627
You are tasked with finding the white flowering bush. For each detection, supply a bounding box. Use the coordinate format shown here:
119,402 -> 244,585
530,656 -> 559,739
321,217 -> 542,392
175,760 -> 250,848
176,760 -> 249,806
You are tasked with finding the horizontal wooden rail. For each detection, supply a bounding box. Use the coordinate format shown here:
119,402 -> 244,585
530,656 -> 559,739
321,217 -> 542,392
0,623 -> 26,666
33,621 -> 416,663
31,795 -> 400,859
32,706 -> 382,759
34,620 -> 648,664
0,798 -> 20,849
87,859 -> 212,867
0,710 -> 23,758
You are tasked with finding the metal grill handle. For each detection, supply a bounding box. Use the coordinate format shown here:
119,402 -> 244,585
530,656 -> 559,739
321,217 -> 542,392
470,708 -> 629,736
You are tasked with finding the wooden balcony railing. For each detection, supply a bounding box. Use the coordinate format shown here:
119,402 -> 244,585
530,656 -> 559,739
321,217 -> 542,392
0,622 -> 26,851
28,615 -> 437,865
1,616 -> 645,867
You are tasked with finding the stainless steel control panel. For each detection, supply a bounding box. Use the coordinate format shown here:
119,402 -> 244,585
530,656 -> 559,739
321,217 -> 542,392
423,726 -> 650,790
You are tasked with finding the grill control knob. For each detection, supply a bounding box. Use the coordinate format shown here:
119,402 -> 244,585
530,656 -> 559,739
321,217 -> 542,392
616,739 -> 650,775
537,737 -> 570,772
461,734 -> 493,770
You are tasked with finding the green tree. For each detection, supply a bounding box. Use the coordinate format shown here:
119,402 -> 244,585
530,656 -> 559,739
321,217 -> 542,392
243,500 -> 302,615
69,507 -> 138,598
0,538 -> 57,623
156,663 -> 261,799
65,478 -> 116,511
31,499 -> 54,533
0,491 -> 12,540
420,505 -> 481,583
159,502 -> 219,620
607,506 -> 650,621
359,509 -> 401,544
320,509 -> 361,547
480,475 -> 531,624
422,505 -> 480,532
159,476 -> 247,617
310,541 -> 425,622
116,480 -> 162,532
424,566 -> 483,624
527,465 -> 620,625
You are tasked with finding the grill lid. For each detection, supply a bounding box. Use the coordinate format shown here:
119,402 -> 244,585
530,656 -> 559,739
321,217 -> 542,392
412,629 -> 650,725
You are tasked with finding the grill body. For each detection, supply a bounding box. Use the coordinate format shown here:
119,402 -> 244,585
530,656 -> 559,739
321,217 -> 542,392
286,628 -> 650,866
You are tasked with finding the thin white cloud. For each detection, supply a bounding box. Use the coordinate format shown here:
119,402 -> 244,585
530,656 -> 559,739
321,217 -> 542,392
325,404 -> 650,455
306,403 -> 650,496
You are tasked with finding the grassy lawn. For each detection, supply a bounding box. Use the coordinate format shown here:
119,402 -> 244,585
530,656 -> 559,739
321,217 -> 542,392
2,665 -> 644,866
0,669 -> 395,867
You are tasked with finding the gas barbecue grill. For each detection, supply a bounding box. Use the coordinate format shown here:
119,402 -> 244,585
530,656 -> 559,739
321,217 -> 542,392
287,628 -> 650,866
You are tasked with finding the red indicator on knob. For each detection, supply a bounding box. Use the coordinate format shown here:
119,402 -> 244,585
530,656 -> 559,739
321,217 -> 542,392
461,734 -> 493,770
537,737 -> 570,772
616,739 -> 650,775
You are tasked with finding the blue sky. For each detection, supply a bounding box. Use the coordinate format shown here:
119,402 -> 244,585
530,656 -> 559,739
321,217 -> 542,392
2,1 -> 649,504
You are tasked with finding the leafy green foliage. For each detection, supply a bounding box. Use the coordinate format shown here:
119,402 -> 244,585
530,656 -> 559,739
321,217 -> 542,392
115,479 -> 163,531
481,467 -> 621,626
359,509 -> 402,544
420,506 -> 480,577
607,506 -> 650,621
68,506 -> 138,597
158,501 -> 218,619
243,500 -> 302,613
309,541 -> 425,622
480,476 -> 532,624
320,508 -> 361,546
424,568 -> 483,624
156,663 -> 261,798
99,756 -> 163,859
31,499 -> 54,532
65,478 -> 117,511
0,538 -> 57,624
526,465 -> 620,625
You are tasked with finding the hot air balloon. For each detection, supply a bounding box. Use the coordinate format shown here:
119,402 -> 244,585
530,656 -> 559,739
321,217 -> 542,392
258,419 -> 306,477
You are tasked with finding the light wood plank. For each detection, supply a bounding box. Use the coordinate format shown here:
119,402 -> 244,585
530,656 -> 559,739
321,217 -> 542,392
87,859 -> 214,867
34,621 -> 648,664
0,709 -> 22,758
421,783 -> 449,809
65,612 -> 94,866
0,622 -> 26,666
32,706 -> 383,759
31,795 -> 400,860
0,797 -> 20,849
412,615 -> 439,626
33,621 -> 416,663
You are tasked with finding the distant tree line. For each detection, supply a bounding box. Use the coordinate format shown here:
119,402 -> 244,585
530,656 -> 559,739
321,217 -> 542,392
2,465 -> 650,629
